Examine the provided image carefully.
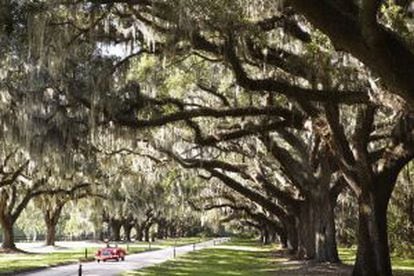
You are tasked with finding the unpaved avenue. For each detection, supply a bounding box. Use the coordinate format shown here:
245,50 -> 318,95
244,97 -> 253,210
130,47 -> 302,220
18,238 -> 228,276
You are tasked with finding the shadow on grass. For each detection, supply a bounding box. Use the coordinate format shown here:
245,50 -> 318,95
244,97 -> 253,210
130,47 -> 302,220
130,250 -> 280,275
127,240 -> 411,276
126,239 -> 279,275
126,240 -> 344,275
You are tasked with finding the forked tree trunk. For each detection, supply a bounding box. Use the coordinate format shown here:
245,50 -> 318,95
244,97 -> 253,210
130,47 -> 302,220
353,190 -> 392,276
44,206 -> 64,246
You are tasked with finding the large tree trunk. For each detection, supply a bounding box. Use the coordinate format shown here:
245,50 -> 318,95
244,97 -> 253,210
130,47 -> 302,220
45,221 -> 57,246
0,217 -> 16,250
44,206 -> 64,246
264,226 -> 272,245
99,230 -> 105,241
144,223 -> 152,242
156,220 -> 166,239
136,224 -> 143,241
279,231 -> 288,248
313,190 -> 340,262
297,200 -> 315,259
124,224 -> 133,241
295,186 -> 339,262
284,219 -> 298,252
352,191 -> 392,276
110,220 -> 122,241
269,228 -> 277,243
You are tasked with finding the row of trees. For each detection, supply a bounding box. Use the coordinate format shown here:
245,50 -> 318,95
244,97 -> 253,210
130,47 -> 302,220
0,1 -> 413,275
0,141 -> 211,247
0,142 -> 101,249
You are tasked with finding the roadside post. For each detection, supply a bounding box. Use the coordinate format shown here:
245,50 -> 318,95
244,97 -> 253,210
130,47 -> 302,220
84,248 -> 88,259
78,263 -> 82,276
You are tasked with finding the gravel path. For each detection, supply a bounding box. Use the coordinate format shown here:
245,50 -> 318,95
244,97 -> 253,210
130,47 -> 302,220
18,238 -> 229,276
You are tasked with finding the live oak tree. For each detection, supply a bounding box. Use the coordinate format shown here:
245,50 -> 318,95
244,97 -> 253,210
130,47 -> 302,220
36,177 -> 97,246
93,141 -> 205,241
162,119 -> 344,262
0,148 -> 53,250
191,189 -> 285,245
336,162 -> 414,257
322,104 -> 414,275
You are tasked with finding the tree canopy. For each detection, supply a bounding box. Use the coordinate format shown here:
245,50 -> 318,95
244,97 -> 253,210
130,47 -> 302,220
0,1 -> 413,275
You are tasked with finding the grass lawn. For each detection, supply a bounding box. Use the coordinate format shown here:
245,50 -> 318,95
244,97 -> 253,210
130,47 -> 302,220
0,249 -> 94,274
124,239 -> 279,276
339,247 -> 414,275
0,246 -> 151,274
0,237 -> 207,275
152,237 -> 208,247
125,239 -> 414,276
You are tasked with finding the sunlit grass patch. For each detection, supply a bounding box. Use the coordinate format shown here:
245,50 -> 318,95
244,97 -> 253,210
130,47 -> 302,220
0,250 -> 92,274
124,239 -> 279,276
0,246 -> 150,274
0,237 -> 208,274
152,237 -> 208,247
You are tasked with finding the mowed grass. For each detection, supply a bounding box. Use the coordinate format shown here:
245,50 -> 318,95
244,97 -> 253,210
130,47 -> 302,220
0,249 -> 95,274
0,237 -> 207,274
125,240 -> 414,276
339,247 -> 414,275
152,237 -> 208,247
124,239 -> 279,276
0,246 -> 150,274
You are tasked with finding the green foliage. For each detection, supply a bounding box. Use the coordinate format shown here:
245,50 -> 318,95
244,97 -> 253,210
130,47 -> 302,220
388,165 -> 414,257
62,201 -> 95,237
380,1 -> 413,39
152,237 -> 207,247
16,202 -> 45,238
